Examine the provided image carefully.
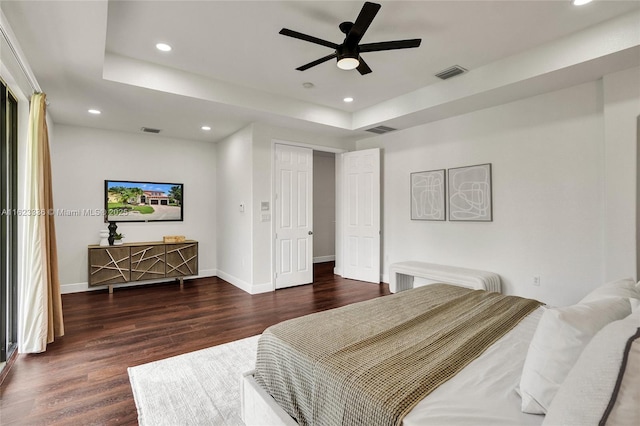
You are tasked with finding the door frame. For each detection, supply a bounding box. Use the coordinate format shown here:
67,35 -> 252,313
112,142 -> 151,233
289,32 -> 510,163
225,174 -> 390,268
271,139 -> 346,290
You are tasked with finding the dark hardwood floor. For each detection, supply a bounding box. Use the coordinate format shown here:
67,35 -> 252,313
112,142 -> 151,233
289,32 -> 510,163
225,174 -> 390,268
0,263 -> 390,425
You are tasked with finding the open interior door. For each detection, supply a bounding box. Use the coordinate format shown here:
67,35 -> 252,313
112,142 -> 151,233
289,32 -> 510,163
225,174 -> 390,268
274,144 -> 313,289
342,148 -> 381,283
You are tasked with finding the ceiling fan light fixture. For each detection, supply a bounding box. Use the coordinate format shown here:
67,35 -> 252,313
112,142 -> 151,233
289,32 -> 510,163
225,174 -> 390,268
337,57 -> 359,70
155,42 -> 172,52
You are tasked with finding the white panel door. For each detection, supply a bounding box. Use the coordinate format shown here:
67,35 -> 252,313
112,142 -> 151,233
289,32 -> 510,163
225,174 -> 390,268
275,144 -> 313,289
343,148 -> 381,283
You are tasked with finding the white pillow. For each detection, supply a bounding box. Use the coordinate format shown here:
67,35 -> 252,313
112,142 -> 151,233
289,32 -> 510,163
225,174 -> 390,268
519,297 -> 631,414
579,278 -> 639,304
543,310 -> 640,425
604,328 -> 640,425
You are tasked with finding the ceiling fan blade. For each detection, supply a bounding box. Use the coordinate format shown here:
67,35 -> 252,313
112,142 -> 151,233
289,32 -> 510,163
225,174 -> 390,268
279,28 -> 339,49
356,57 -> 372,75
347,2 -> 381,45
359,39 -> 422,53
296,53 -> 338,71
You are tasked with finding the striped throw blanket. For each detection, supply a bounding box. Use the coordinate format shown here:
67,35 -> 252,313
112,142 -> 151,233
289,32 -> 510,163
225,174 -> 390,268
255,284 -> 541,426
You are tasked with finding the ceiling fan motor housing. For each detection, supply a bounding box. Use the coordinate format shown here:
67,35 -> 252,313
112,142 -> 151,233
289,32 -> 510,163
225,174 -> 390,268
337,43 -> 359,61
339,21 -> 354,35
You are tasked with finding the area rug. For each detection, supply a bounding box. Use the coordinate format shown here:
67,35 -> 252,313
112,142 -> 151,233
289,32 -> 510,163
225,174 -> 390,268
128,335 -> 260,426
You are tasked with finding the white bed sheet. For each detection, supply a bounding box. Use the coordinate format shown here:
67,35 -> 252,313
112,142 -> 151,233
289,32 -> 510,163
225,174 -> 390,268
403,305 -> 546,426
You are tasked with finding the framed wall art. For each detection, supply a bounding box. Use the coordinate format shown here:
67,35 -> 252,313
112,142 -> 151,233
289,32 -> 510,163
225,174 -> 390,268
410,169 -> 446,221
448,163 -> 492,222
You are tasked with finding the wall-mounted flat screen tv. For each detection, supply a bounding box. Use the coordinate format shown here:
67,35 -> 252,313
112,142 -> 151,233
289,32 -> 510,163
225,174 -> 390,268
105,180 -> 183,223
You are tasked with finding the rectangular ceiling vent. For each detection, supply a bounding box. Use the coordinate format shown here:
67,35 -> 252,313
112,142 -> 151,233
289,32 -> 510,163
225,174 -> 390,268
435,65 -> 468,80
140,127 -> 161,134
365,125 -> 397,135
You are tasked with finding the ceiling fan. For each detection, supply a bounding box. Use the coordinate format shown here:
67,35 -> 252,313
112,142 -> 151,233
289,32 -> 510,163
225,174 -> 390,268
279,1 -> 421,75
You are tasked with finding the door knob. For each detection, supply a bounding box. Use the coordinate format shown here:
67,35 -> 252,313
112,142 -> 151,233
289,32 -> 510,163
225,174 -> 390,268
308,231 -> 313,235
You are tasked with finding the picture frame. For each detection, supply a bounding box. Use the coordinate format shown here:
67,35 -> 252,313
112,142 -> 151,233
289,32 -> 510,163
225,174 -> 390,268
447,163 -> 492,222
410,169 -> 446,221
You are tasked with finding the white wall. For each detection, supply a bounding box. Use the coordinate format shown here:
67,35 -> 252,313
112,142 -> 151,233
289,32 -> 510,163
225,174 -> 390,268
42,68 -> 640,303
215,124 -> 254,291
602,67 -> 640,282
251,123 -> 352,291
313,151 -> 336,262
357,81 -> 607,307
50,125 -> 217,293
214,122 -> 351,293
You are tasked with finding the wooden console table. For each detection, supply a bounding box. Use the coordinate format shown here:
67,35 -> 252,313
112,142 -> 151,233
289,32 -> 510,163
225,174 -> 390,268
88,240 -> 198,293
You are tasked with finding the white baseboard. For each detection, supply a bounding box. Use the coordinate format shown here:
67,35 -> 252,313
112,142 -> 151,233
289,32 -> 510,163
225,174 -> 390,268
327,269 -> 385,284
210,270 -> 273,294
198,269 -> 218,278
60,269 -> 218,294
313,255 -> 335,264
61,282 -> 95,294
250,281 -> 274,294
215,270 -> 253,294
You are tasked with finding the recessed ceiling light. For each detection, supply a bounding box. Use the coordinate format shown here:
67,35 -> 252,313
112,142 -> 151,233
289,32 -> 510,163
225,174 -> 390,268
88,109 -> 101,115
343,97 -> 354,103
201,126 -> 211,131
156,43 -> 172,52
572,0 -> 592,5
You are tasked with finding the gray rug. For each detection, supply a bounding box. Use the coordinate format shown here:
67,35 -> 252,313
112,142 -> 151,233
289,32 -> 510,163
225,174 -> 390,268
128,335 -> 260,426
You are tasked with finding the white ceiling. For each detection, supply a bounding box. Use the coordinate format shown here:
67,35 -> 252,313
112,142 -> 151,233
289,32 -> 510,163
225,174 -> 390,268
2,0 -> 639,144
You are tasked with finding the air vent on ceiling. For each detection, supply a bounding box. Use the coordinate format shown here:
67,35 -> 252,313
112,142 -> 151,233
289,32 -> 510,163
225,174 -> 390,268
435,65 -> 468,80
365,125 -> 397,135
140,127 -> 161,134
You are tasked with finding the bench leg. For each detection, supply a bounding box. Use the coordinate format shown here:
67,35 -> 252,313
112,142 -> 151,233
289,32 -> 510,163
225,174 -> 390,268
395,273 -> 415,293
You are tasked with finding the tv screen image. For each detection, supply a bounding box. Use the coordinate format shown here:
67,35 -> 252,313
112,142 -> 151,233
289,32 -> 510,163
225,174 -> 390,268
105,180 -> 183,222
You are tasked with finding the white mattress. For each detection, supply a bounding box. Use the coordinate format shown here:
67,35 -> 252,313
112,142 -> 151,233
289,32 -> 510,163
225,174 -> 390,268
403,305 -> 546,426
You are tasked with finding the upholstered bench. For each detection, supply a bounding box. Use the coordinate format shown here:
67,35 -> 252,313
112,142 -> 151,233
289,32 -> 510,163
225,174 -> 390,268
388,261 -> 501,293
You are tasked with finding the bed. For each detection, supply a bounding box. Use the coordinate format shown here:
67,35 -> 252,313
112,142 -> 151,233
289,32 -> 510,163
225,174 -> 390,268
241,275 -> 640,426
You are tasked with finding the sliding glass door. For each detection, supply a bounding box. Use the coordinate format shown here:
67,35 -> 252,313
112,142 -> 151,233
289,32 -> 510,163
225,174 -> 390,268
1,78 -> 18,365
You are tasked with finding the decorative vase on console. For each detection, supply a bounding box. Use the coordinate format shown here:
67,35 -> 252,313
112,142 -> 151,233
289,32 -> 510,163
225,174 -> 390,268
99,229 -> 109,246
108,221 -> 118,246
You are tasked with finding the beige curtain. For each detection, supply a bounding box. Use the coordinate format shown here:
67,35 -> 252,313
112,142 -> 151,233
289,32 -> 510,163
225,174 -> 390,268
19,93 -> 64,353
